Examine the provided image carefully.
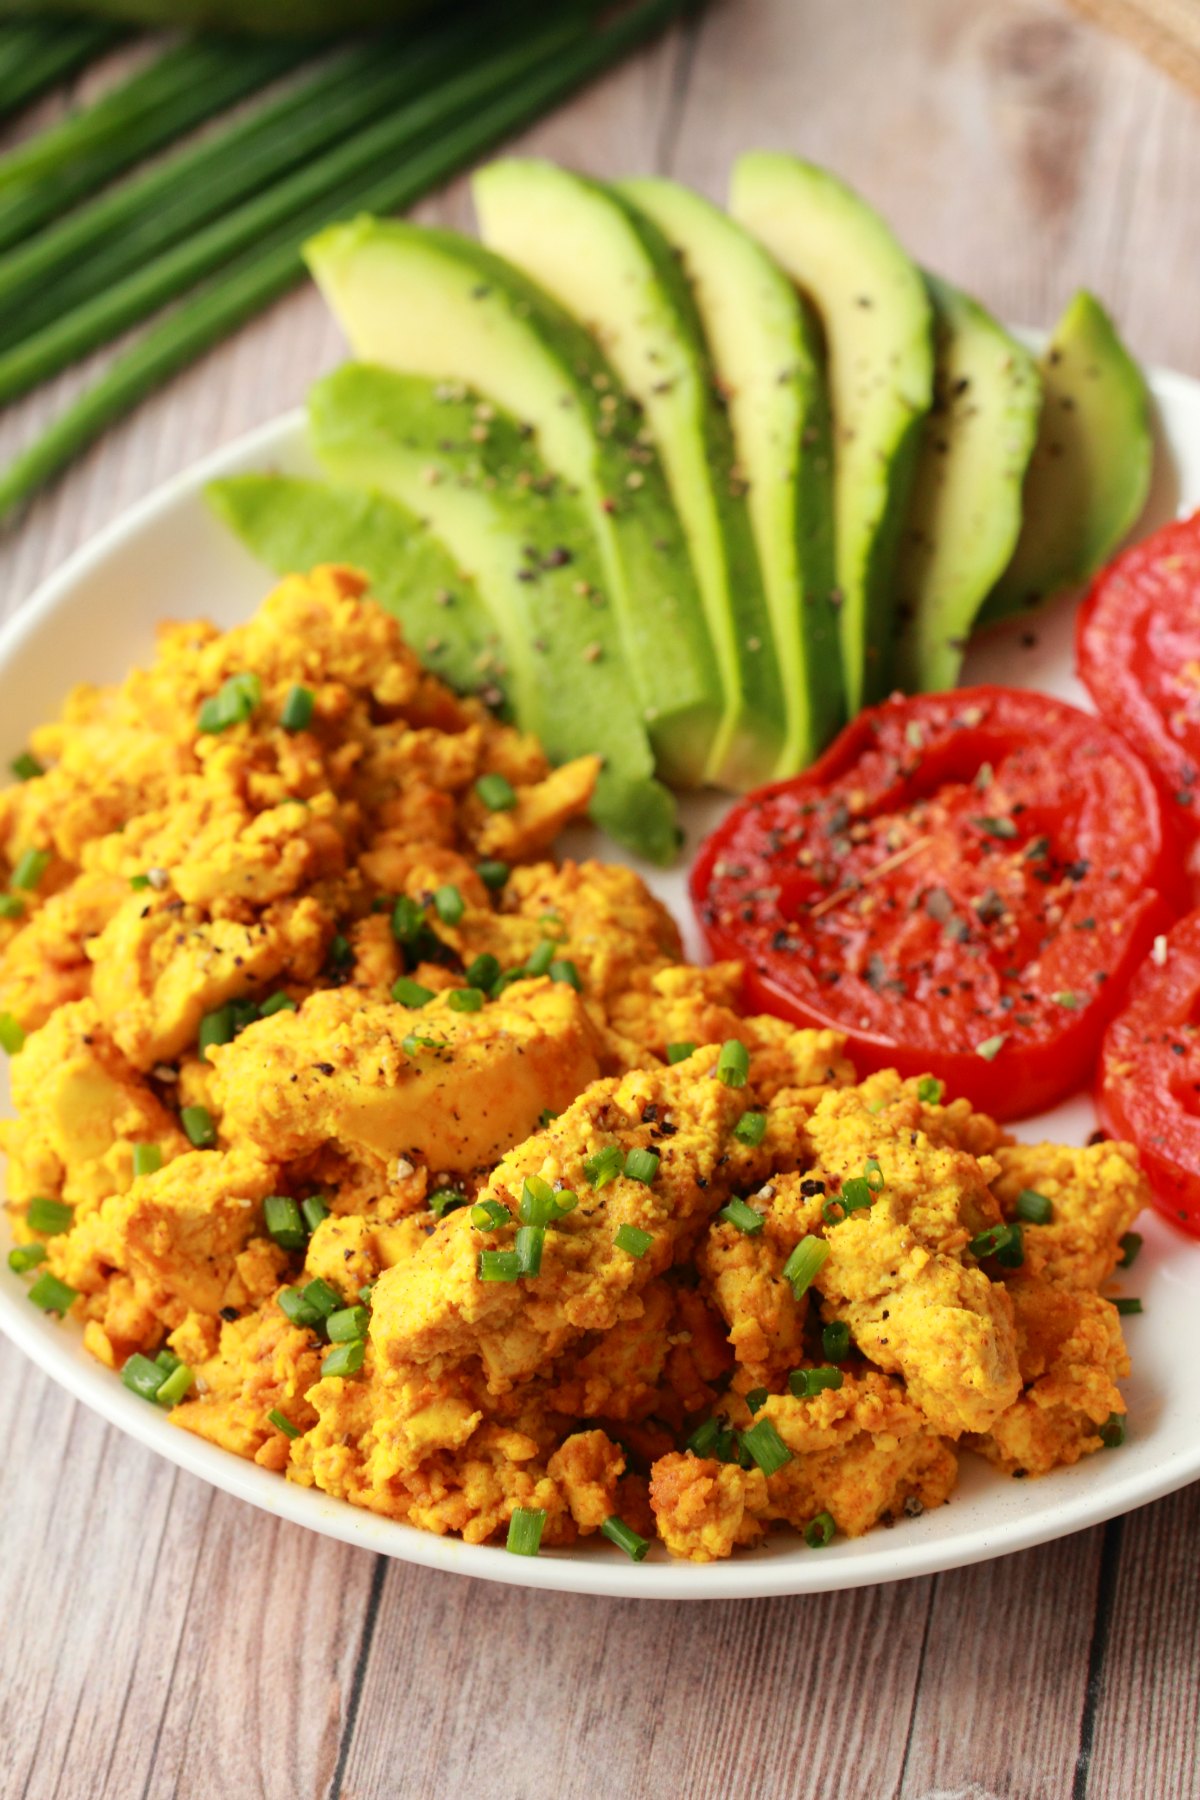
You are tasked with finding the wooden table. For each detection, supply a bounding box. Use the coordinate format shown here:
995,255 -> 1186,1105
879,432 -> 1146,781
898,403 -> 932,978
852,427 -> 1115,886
2,4 -> 1199,1795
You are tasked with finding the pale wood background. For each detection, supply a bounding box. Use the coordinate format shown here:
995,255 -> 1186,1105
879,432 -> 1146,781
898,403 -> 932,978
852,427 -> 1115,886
2,4 -> 1199,1797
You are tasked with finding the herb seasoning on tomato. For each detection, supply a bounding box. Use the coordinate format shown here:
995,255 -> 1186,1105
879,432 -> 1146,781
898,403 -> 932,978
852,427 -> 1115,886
1077,508 -> 1200,829
1098,910 -> 1200,1236
691,686 -> 1181,1118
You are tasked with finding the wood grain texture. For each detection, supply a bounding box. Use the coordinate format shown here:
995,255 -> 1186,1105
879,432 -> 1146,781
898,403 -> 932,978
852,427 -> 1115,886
0,5 -> 1198,1798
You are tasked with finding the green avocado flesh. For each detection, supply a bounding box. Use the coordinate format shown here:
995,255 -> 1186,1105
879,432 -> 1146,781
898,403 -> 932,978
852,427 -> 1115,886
893,276 -> 1042,692
730,153 -> 934,714
474,159 -> 786,792
304,216 -> 721,789
978,291 -> 1152,627
620,176 -> 843,776
206,474 -> 511,708
308,363 -> 679,866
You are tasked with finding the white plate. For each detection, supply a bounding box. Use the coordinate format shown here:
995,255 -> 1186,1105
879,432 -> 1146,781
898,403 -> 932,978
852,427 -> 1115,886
1,378 -> 1199,1601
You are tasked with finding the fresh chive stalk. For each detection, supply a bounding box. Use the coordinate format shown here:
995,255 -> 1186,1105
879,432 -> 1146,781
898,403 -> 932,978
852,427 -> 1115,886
0,22 -> 125,125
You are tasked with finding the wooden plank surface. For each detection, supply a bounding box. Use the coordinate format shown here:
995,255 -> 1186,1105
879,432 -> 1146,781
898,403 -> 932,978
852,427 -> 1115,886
1,4 -> 1198,1797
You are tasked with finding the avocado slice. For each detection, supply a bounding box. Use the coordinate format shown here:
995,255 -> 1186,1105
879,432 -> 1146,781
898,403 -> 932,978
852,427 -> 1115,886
977,291 -> 1152,627
892,276 -> 1042,692
304,217 -> 721,789
474,159 -> 786,792
619,176 -> 842,775
730,153 -> 934,713
207,474 -> 512,708
308,364 -> 679,866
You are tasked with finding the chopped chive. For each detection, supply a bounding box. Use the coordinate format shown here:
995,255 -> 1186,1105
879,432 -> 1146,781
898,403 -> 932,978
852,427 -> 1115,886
430,1188 -> 467,1219
154,1349 -> 181,1374
278,1285 -> 323,1328
198,1005 -> 233,1059
26,1196 -> 73,1235
433,883 -> 464,925
519,1176 -> 557,1227
0,893 -> 25,919
549,958 -> 581,990
476,772 -> 517,811
600,1515 -> 650,1562
968,1222 -> 1024,1267
391,894 -> 424,944
584,1145 -> 623,1190
477,859 -> 509,890
448,985 -> 485,1012
716,1038 -> 749,1087
181,1105 -> 216,1149
0,1010 -> 24,1054
132,1142 -> 162,1179
300,1195 -> 328,1234
358,1283 -> 376,1306
11,847 -> 50,890
267,1407 -> 301,1439
477,1248 -> 521,1282
155,1362 -> 194,1407
539,1108 -> 559,1128
515,1224 -> 545,1277
717,1197 -> 764,1236
401,1032 -> 442,1054
788,1365 -> 844,1398
1118,1232 -> 1142,1269
8,1243 -> 46,1273
328,933 -> 353,970
197,670 -> 261,734
127,872 -> 151,892
10,752 -> 42,781
839,1177 -> 874,1215
666,1041 -> 695,1065
471,1199 -> 511,1231
740,1417 -> 793,1476
228,997 -> 258,1036
466,952 -> 501,990
122,1352 -> 168,1401
392,975 -> 435,1007
259,990 -> 297,1018
1015,1188 -> 1053,1225
686,1417 -> 721,1456
975,1033 -> 1007,1062
506,1506 -> 546,1556
326,1304 -> 369,1342
804,1510 -> 836,1548
863,1157 -> 884,1192
623,1147 -> 659,1186
614,1224 -> 653,1259
263,1195 -> 306,1251
322,1339 -> 365,1378
917,1075 -> 944,1104
301,1277 -> 341,1318
525,938 -> 555,977
1114,1297 -> 1143,1316
1099,1412 -> 1126,1449
745,1387 -> 769,1414
280,684 -> 315,731
822,1320 -> 851,1362
782,1235 -> 829,1299
28,1270 -> 77,1312
733,1110 -> 767,1146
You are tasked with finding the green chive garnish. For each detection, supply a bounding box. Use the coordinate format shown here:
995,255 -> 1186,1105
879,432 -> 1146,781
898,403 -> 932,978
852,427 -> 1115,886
328,934 -> 353,970
122,1352 -> 168,1401
519,1176 -> 560,1227
788,1365 -> 844,1398
197,671 -> 260,734
433,883 -> 464,925
1015,1188 -> 1053,1225
11,847 -> 50,891
525,938 -> 555,977
326,1304 -> 368,1342
745,1388 -> 769,1414
740,1417 -> 793,1476
8,1243 -> 46,1273
686,1417 -> 721,1456
1118,1232 -> 1142,1269
584,1145 -> 623,1190
10,752 -> 42,781
300,1277 -> 340,1319
156,1362 -> 194,1407
506,1506 -> 546,1556
132,1142 -> 162,1179
804,1510 -> 836,1548
198,1005 -> 233,1059
322,1339 -> 365,1378
476,772 -> 517,811
717,1197 -> 763,1235
477,1249 -> 520,1283
28,1271 -> 76,1313
716,1038 -> 750,1087
429,1189 -> 467,1220
968,1222 -> 1024,1267
300,1196 -> 328,1234
448,985 -> 485,1012
600,1515 -> 650,1562
0,1011 -> 24,1054
280,684 -> 315,731
863,1157 -> 884,1192
0,893 -> 25,919
180,1105 -> 216,1149
1099,1413 -> 1126,1449
782,1235 -> 829,1299
666,1042 -> 695,1065
263,1195 -> 306,1251
391,894 -> 424,944
917,1075 -> 944,1104
466,952 -> 501,990
471,1199 -> 511,1231
1114,1297 -> 1142,1316
267,1408 -> 301,1439
26,1196 -> 73,1235
515,1224 -> 545,1276
732,1110 -> 767,1146
822,1320 -> 851,1362
623,1147 -> 659,1186
258,990 -> 297,1018
614,1224 -> 653,1259
278,1286 -> 323,1329
477,860 -> 509,890
392,976 -> 435,1007
549,958 -> 581,990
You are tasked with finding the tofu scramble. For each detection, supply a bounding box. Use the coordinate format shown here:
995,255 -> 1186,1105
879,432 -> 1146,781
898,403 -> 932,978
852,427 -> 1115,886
0,567 -> 1145,1562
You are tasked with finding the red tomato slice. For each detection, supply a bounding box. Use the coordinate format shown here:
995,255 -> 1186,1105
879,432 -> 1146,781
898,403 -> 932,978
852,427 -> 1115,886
1098,910 -> 1200,1237
691,686 -> 1181,1119
1077,508 -> 1200,836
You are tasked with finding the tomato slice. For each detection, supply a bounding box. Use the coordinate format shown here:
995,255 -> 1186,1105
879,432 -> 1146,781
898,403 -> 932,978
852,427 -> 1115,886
691,686 -> 1181,1119
1098,911 -> 1200,1236
1077,508 -> 1200,836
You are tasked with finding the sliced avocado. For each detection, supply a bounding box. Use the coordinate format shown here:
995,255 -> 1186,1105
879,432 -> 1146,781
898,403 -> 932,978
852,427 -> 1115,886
474,159 -> 786,792
892,276 -> 1042,692
304,217 -> 721,788
207,474 -> 511,708
977,291 -> 1152,627
308,364 -> 679,866
730,153 -> 934,713
619,176 -> 842,775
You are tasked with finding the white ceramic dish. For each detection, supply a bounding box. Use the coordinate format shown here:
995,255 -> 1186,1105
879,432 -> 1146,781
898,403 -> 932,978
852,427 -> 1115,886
1,376 -> 1198,1601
